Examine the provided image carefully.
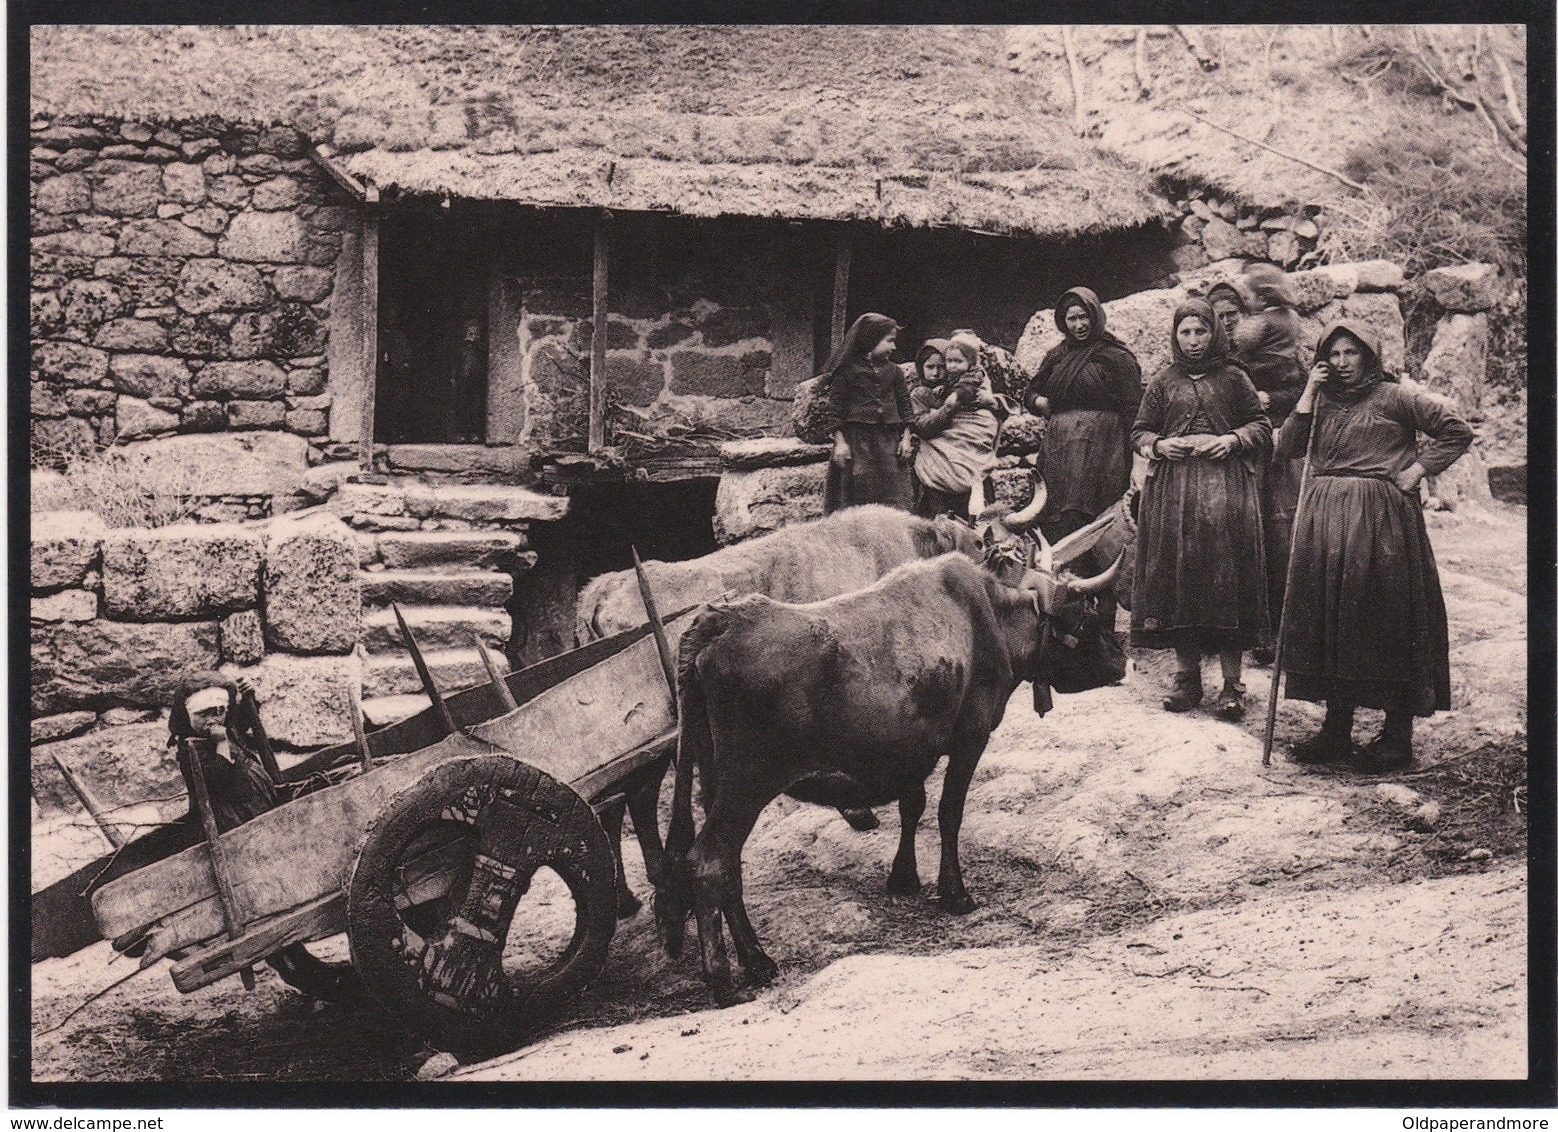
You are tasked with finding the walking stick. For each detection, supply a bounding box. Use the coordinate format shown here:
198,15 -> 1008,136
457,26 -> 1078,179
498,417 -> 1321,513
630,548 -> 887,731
1261,394 -> 1324,766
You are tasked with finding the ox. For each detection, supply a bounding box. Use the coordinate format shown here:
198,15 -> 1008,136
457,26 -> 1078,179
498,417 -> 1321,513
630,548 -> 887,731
656,547 -> 1124,1002
576,505 -> 985,917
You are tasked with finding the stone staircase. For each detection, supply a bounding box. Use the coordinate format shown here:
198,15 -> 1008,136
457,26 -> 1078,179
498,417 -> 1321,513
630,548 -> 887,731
324,476 -> 569,726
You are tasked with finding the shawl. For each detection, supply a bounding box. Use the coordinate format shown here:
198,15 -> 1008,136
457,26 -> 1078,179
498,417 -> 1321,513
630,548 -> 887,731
1314,318 -> 1394,404
824,312 -> 898,377
1032,287 -> 1139,407
1169,297 -> 1231,376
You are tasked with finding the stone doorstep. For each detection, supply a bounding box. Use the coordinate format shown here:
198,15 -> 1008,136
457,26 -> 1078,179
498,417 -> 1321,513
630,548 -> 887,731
376,530 -> 528,570
360,647 -> 491,699
384,444 -> 529,476
361,605 -> 512,655
360,568 -> 515,608
338,477 -> 567,523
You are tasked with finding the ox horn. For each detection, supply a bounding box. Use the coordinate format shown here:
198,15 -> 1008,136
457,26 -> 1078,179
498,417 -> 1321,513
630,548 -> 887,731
1068,549 -> 1126,596
1003,479 -> 1047,533
1033,525 -> 1055,574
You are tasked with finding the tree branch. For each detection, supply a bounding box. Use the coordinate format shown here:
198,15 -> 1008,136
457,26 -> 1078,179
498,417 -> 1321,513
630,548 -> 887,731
1174,25 -> 1218,72
1061,26 -> 1087,135
1494,50 -> 1525,130
1178,107 -> 1367,192
1134,26 -> 1152,101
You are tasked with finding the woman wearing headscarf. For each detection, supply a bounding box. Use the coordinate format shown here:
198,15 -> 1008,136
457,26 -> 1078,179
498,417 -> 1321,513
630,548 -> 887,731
1207,280 -> 1250,342
1233,265 -> 1309,662
910,335 -> 1007,520
1278,321 -> 1473,772
823,313 -> 915,514
1131,298 -> 1272,719
1023,287 -> 1143,543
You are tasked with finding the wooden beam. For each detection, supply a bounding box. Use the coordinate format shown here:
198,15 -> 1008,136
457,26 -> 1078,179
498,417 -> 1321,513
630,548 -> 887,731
306,144 -> 371,203
588,213 -> 611,453
830,230 -> 853,358
358,190 -> 380,470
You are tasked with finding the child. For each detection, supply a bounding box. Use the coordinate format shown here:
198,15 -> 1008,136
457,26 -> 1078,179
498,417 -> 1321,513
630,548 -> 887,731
823,313 -> 915,514
910,335 -> 1005,520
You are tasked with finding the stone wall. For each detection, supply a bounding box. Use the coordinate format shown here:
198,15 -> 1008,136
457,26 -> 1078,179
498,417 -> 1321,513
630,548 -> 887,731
31,509 -> 362,750
1159,185 -> 1326,276
30,116 -> 353,467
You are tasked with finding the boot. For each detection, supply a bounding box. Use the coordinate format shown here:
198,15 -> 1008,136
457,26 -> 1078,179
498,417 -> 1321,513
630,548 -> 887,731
1355,711 -> 1414,773
1213,681 -> 1247,721
1163,670 -> 1203,712
1290,703 -> 1354,765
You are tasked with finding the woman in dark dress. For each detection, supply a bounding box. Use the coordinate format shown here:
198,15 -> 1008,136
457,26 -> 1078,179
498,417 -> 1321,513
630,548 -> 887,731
1131,298 -> 1272,720
1279,321 -> 1473,772
1024,287 -> 1143,543
1233,265 -> 1309,663
823,313 -> 915,515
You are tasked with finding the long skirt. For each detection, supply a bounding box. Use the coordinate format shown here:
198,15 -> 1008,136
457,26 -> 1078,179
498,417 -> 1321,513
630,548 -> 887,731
1130,454 -> 1268,652
1039,409 -> 1131,537
1261,445 -> 1305,631
824,422 -> 913,514
1281,475 -> 1451,715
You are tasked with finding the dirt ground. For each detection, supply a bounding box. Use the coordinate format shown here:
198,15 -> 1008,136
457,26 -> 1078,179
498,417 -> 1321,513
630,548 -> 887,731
29,503 -> 1529,1083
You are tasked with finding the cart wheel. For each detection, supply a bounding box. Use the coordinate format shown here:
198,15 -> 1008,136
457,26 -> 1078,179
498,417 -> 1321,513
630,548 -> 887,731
346,755 -> 616,1055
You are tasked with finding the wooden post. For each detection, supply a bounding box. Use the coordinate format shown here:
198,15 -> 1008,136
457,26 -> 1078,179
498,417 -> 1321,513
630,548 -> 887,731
474,635 -> 520,712
349,691 -> 374,773
830,229 -> 853,357
185,749 -> 256,990
358,186 -> 381,470
588,212 -> 611,453
631,546 -> 678,717
51,753 -> 123,850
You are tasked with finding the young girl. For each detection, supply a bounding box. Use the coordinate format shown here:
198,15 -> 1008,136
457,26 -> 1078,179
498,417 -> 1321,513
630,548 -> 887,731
910,335 -> 1005,520
1279,322 -> 1473,771
1131,299 -> 1272,719
823,313 -> 915,514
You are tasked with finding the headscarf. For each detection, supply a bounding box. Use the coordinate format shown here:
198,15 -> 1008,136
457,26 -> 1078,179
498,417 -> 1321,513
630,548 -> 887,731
824,312 -> 899,378
1314,318 -> 1391,403
1242,263 -> 1297,312
1052,286 -> 1125,348
1207,281 -> 1250,315
1170,297 -> 1231,376
944,335 -> 982,370
915,338 -> 951,385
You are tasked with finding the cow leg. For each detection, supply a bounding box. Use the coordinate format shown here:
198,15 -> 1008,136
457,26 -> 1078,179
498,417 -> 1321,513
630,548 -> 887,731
690,770 -> 781,1002
885,781 -> 927,896
715,793 -> 781,987
627,772 -> 666,887
936,729 -> 990,915
598,797 -> 641,919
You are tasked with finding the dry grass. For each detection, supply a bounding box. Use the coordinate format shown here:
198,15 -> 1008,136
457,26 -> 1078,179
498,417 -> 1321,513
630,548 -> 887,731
31,444 -> 218,528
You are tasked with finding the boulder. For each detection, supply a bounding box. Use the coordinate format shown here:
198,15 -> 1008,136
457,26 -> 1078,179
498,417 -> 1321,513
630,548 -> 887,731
115,219 -> 215,257
790,375 -> 835,445
101,524 -> 262,620
220,608 -> 265,665
1425,262 -> 1502,312
264,512 -> 362,655
114,396 -> 180,440
93,318 -> 169,352
31,711 -> 96,745
718,437 -> 831,470
1351,260 -> 1406,292
227,399 -> 286,430
1422,313 -> 1489,413
1286,264 -> 1358,313
113,431 -> 309,495
32,510 -> 104,590
161,162 -> 206,204
1199,217 -> 1245,261
32,590 -> 98,622
713,464 -> 826,546
31,619 -> 222,714
997,412 -> 1044,457
227,653 -> 359,748
33,340 -> 109,388
272,266 -> 332,303
31,721 -> 182,819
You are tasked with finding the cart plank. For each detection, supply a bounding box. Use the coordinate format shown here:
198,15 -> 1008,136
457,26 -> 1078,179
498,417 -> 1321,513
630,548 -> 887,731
92,626 -> 686,951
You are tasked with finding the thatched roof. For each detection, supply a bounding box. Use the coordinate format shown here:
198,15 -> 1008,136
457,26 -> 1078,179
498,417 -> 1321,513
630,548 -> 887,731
30,25 -> 1164,238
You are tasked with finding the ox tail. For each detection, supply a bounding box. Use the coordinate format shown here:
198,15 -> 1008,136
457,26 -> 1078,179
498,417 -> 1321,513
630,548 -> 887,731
655,607 -> 723,958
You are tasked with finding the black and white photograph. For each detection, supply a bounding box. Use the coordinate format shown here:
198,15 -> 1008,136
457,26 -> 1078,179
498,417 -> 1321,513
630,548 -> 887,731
16,15 -> 1551,1106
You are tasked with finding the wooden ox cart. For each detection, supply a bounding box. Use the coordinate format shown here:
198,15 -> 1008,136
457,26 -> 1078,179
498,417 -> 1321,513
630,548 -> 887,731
43,566 -> 691,1056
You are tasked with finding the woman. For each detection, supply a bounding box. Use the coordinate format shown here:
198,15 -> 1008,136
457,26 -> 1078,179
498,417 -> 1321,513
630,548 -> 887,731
823,313 -> 915,515
910,335 -> 1005,520
1208,280 -> 1249,341
1233,265 -> 1309,662
1279,321 -> 1473,772
1024,287 -> 1143,543
1131,298 -> 1272,720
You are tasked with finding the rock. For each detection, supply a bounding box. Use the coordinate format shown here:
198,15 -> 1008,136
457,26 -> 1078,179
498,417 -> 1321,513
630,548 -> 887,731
264,512 -> 362,655
718,437 -> 831,470
1465,847 -> 1493,861
1019,285 -> 1183,381
1428,445 -> 1493,512
1422,313 -> 1489,413
32,590 -> 97,622
115,396 -> 180,440
790,375 -> 835,445
713,464 -> 826,545
377,531 -> 527,569
228,653 -> 360,747
361,569 -> 514,608
1487,464 -> 1525,505
1266,230 -> 1302,268
1199,217 -> 1245,261
32,383 -> 67,419
220,608 -> 266,665
602,352 -> 664,407
180,400 -> 227,433
91,164 -> 163,216
60,277 -> 130,335
1413,800 -> 1443,828
1287,265 -> 1358,313
286,364 -> 327,395
101,524 -> 263,620
35,172 -> 92,213
362,606 -> 510,653
227,399 -> 286,429
219,211 -> 309,263
1351,260 -> 1406,292
33,340 -> 109,388
273,266 -> 332,303
30,721 -> 183,819
667,351 -> 767,398
32,510 -> 104,590
415,1052 -> 461,1081
997,412 -> 1044,457
31,711 -> 96,744
297,460 -> 357,503
1374,783 -> 1423,809
108,353 -> 190,399
405,484 -> 569,523
286,408 -> 329,435
175,259 -> 272,314
161,162 -> 206,204
1425,262 -> 1502,312
698,306 -> 768,347
382,445 -> 528,476
115,219 -> 216,257
180,206 -> 231,236
250,176 -> 300,211
99,706 -> 159,726
191,359 -> 287,399
31,417 -> 99,466
93,317 -> 169,352
337,481 -> 408,517
31,620 -> 222,714
35,230 -> 116,258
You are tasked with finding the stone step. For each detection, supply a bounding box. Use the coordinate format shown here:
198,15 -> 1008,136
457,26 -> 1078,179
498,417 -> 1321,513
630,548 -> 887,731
361,694 -> 431,729
362,606 -> 511,654
361,647 -> 491,699
377,531 -> 526,570
360,568 -> 514,608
